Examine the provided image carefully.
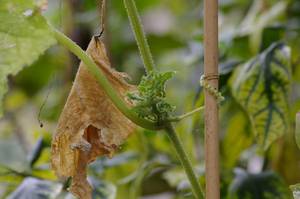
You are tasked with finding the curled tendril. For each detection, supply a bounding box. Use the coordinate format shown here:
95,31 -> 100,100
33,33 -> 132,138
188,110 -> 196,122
200,75 -> 225,103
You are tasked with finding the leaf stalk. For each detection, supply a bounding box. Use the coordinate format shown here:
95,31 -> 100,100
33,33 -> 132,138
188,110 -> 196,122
51,27 -> 161,130
168,106 -> 204,122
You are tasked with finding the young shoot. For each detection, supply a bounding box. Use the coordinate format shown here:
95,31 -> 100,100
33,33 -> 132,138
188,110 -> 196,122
128,71 -> 176,124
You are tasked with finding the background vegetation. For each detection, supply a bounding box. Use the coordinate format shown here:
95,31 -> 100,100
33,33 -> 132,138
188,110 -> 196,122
0,0 -> 300,198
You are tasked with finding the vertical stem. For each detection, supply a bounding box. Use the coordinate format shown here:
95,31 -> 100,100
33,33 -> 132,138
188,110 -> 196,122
100,0 -> 113,63
204,0 -> 220,198
165,123 -> 204,199
123,0 -> 155,73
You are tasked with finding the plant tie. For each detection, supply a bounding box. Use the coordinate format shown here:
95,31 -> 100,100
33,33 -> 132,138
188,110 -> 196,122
200,75 -> 224,103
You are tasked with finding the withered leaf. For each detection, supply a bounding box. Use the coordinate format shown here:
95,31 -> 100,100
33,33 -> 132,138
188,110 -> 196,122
51,37 -> 136,199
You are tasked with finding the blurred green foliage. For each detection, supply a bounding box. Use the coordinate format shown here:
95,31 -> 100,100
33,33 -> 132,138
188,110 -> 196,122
0,0 -> 300,198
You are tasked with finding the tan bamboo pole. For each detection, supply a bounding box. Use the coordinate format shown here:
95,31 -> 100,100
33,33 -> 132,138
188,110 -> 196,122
204,0 -> 220,198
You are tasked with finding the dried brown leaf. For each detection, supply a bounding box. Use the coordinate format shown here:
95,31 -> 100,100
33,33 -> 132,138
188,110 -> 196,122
51,37 -> 136,199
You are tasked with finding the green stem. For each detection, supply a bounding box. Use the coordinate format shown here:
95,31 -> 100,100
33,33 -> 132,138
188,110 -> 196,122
52,28 -> 161,130
168,106 -> 204,122
123,0 -> 155,73
165,123 -> 204,199
123,2 -> 204,196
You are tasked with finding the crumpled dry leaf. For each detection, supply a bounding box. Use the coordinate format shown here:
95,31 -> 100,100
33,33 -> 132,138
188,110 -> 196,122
51,37 -> 136,199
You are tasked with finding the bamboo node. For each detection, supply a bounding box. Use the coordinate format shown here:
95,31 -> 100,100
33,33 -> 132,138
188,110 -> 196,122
203,74 -> 219,80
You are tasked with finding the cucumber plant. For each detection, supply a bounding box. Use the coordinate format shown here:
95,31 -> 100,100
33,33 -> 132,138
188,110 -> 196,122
0,0 -> 299,198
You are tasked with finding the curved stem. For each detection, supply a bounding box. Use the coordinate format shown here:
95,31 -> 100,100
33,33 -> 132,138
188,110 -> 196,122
165,123 -> 204,199
123,0 -> 155,73
52,28 -> 161,130
168,106 -> 204,122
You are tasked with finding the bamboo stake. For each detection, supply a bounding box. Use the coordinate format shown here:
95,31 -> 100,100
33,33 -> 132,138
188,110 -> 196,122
204,0 -> 220,198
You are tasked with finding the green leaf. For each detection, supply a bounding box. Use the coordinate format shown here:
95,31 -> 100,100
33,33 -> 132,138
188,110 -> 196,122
27,137 -> 44,168
0,165 -> 24,196
7,177 -> 62,199
260,26 -> 285,52
90,152 -> 138,174
163,168 -> 193,196
249,1 -> 287,53
228,169 -> 292,199
163,168 -> 188,189
0,0 -> 56,116
222,100 -> 253,169
296,112 -> 300,150
0,139 -> 29,172
290,183 -> 300,199
91,179 -> 116,199
231,43 -> 291,150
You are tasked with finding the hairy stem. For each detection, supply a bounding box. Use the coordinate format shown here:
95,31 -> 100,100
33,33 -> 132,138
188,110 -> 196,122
123,0 -> 155,73
52,28 -> 161,130
165,123 -> 204,199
